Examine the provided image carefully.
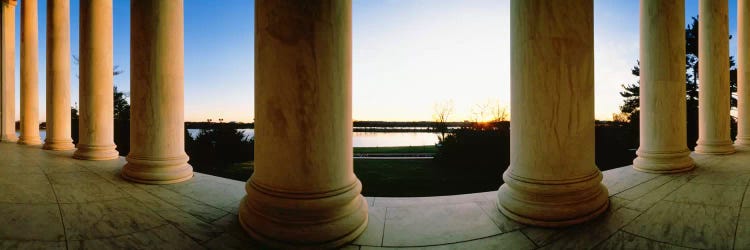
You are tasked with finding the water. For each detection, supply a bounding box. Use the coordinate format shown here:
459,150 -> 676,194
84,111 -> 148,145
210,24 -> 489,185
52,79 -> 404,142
187,129 -> 439,147
21,129 -> 440,147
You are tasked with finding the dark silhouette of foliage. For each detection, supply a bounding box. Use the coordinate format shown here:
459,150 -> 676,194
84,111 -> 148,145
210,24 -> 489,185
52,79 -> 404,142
114,86 -> 130,121
186,124 -> 254,175
435,122 -> 510,171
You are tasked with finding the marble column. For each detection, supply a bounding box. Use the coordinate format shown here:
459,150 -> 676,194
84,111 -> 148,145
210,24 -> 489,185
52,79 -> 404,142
696,0 -> 735,154
0,0 -> 18,143
633,0 -> 695,173
43,0 -> 74,150
122,0 -> 192,184
238,0 -> 368,248
73,0 -> 118,160
496,0 -> 608,227
739,0 -> 750,148
17,0 -> 41,145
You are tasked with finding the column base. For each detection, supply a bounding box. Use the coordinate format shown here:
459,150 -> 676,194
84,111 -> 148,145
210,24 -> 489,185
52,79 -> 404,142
735,136 -> 750,146
1,134 -> 18,143
239,179 -> 369,249
122,154 -> 193,184
17,136 -> 42,145
496,170 -> 609,227
73,144 -> 119,160
633,149 -> 694,173
43,139 -> 75,150
695,139 -> 735,155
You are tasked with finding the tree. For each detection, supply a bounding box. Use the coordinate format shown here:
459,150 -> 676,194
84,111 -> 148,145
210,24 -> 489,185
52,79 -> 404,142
113,86 -> 130,120
433,100 -> 454,141
619,16 -> 737,148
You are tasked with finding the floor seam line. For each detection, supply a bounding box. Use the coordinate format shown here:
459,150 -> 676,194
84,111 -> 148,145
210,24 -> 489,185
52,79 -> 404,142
732,185 -> 748,250
380,207 -> 387,247
618,229 -> 704,250
619,179 -> 690,230
40,169 -> 69,249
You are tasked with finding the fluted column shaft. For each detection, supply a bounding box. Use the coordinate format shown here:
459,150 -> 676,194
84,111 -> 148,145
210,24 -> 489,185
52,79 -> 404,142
696,0 -> 735,154
122,0 -> 192,184
43,0 -> 74,150
496,0 -> 608,227
633,0 -> 695,173
238,0 -> 368,248
1,0 -> 18,142
74,0 -> 118,160
737,0 -> 750,147
18,0 -> 41,145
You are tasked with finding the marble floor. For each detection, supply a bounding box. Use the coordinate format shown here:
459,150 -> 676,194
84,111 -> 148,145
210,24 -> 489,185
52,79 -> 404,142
1,143 -> 750,249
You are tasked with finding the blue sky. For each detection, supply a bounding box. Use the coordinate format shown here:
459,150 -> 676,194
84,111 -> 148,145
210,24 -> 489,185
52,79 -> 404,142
9,0 -> 739,122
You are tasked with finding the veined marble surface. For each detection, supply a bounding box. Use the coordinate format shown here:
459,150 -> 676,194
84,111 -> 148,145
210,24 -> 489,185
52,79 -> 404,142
1,143 -> 750,249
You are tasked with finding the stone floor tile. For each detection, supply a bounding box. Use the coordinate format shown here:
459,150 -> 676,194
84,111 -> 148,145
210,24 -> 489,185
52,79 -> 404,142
67,224 -> 202,249
121,185 -> 179,211
602,166 -> 658,195
743,185 -> 750,208
0,240 -> 67,250
594,231 -> 692,250
689,172 -> 750,186
0,203 -> 65,241
475,200 -> 524,233
36,158 -> 88,174
48,172 -> 126,203
141,186 -> 228,222
540,208 -> 641,249
0,173 -> 57,203
373,192 -> 487,208
60,198 -> 167,240
365,197 -> 375,206
625,176 -> 691,211
428,231 -> 535,250
204,232 -> 264,250
521,226 -> 565,247
352,206 -> 386,246
609,196 -> 631,212
360,231 -> 534,250
622,200 -> 738,249
614,175 -> 673,201
155,208 -> 224,243
733,207 -> 750,248
663,182 -> 745,207
382,203 -> 501,247
161,177 -> 246,213
0,160 -> 44,175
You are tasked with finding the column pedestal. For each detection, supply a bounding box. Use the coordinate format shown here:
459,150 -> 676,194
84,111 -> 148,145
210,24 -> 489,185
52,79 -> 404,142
496,0 -> 608,227
695,0 -> 735,155
43,0 -> 74,151
122,0 -> 192,184
633,0 -> 695,173
73,0 -> 118,160
0,0 -> 18,143
17,0 -> 41,146
736,0 -> 750,149
238,0 -> 368,248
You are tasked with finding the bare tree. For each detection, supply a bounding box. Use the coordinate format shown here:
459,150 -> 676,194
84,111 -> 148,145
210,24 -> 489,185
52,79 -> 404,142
433,100 -> 454,141
471,99 -> 508,123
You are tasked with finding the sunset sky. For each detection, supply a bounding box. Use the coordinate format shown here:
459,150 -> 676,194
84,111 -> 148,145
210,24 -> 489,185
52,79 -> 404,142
9,0 -> 739,122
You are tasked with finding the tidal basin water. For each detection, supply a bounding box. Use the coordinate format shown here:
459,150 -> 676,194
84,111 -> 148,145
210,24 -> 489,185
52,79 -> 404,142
188,129 -> 439,147
21,129 -> 440,147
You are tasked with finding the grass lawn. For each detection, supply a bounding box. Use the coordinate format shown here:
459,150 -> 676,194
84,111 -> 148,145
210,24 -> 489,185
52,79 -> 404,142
353,145 -> 438,154
214,158 -> 502,197
354,159 -> 502,197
